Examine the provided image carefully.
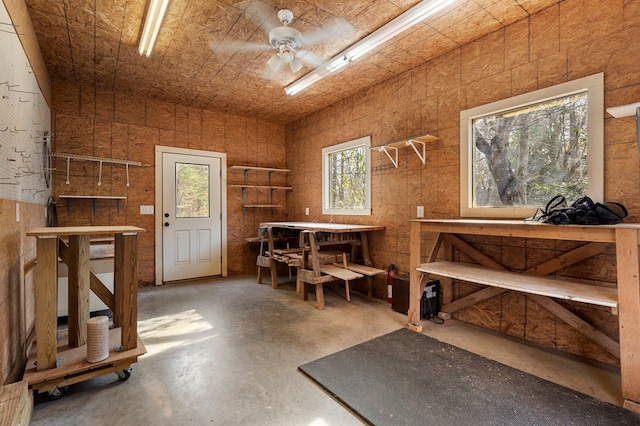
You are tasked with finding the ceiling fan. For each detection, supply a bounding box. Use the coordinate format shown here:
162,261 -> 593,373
266,9 -> 306,73
216,3 -> 354,76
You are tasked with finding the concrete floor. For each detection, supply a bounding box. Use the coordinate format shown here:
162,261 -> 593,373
30,275 -> 624,425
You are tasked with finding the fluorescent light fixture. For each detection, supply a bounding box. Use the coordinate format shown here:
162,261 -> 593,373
139,0 -> 170,57
284,0 -> 455,95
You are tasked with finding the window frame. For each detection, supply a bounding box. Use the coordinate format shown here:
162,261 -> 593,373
322,135 -> 371,216
459,73 -> 604,218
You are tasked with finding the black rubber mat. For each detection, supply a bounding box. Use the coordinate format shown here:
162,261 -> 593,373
298,328 -> 640,426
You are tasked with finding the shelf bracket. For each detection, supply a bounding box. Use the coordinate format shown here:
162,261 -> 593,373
407,139 -> 426,164
378,146 -> 399,168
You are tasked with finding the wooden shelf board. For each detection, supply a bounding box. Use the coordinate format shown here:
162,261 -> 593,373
374,134 -> 439,149
58,195 -> 127,200
229,185 -> 292,190
410,135 -> 439,144
230,165 -> 290,173
27,225 -> 145,237
417,261 -> 618,308
334,262 -> 387,276
243,204 -> 283,208
320,265 -> 363,281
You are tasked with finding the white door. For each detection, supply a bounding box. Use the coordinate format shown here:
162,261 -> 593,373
162,152 -> 222,281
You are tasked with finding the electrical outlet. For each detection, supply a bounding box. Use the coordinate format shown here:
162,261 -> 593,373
417,205 -> 424,218
305,207 -> 309,216
140,205 -> 155,215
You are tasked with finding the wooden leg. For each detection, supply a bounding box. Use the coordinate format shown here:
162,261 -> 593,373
35,236 -> 58,371
114,232 -> 138,351
266,227 -> 278,289
616,228 -> 640,405
68,234 -> 90,347
344,280 -> 351,302
408,222 -> 422,327
360,232 -> 371,266
315,283 -> 325,310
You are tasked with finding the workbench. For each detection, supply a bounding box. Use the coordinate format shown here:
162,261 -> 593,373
408,219 -> 640,413
259,222 -> 386,309
24,225 -> 146,397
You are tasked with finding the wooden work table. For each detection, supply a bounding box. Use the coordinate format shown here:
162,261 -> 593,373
409,219 -> 640,413
25,225 -> 145,394
259,222 -> 385,309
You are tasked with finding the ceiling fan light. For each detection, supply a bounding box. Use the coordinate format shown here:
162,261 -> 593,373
267,54 -> 283,71
289,58 -> 303,73
279,45 -> 295,63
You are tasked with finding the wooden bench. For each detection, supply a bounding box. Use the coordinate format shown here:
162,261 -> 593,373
319,265 -> 364,302
417,261 -> 618,310
300,255 -> 364,309
332,262 -> 386,297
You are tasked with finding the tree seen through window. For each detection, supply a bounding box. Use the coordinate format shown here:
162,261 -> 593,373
472,92 -> 588,208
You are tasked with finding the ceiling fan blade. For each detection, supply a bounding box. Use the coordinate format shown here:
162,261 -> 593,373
295,49 -> 326,68
300,18 -> 355,46
289,57 -> 303,73
267,53 -> 284,71
234,0 -> 279,32
210,38 -> 271,55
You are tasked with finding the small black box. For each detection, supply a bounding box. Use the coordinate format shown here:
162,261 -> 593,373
391,274 -> 410,314
391,276 -> 439,319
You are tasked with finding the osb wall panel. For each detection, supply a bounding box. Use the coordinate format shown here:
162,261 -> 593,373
3,0 -> 51,103
284,0 -> 639,365
51,82 -> 287,282
0,200 -> 41,385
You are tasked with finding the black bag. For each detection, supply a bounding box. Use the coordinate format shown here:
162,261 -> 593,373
528,195 -> 628,225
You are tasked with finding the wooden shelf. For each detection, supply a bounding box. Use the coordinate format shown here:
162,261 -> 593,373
229,165 -> 290,214
417,261 -> 618,309
372,134 -> 439,167
58,195 -> 127,215
230,165 -> 290,173
52,152 -> 144,186
228,184 -> 292,190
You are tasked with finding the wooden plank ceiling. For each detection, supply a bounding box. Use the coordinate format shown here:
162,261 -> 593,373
24,0 -> 559,124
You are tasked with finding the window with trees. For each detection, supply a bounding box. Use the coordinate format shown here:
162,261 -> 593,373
322,136 -> 371,215
460,73 -> 604,218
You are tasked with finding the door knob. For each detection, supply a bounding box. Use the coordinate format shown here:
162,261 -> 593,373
164,222 -> 170,227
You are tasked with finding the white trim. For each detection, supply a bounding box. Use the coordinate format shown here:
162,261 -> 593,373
154,145 -> 227,285
322,136 -> 371,216
460,73 -> 604,218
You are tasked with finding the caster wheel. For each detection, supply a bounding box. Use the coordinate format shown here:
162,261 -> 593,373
48,386 -> 67,400
116,369 -> 131,381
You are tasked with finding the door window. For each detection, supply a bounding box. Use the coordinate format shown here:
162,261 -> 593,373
175,162 -> 210,218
